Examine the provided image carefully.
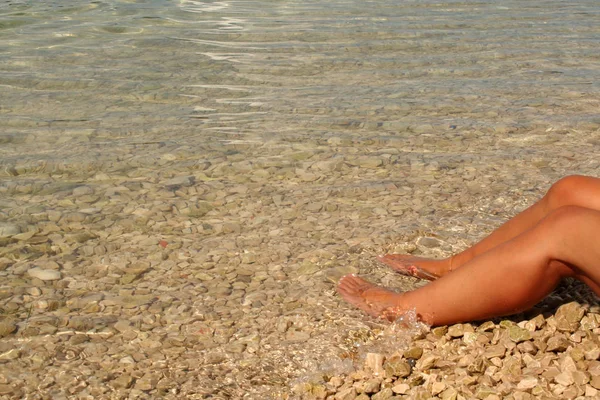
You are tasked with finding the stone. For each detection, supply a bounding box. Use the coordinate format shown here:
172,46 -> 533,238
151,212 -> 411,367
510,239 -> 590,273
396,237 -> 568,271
554,371 -> 574,386
440,387 -> 458,400
417,236 -> 442,248
508,325 -> 532,343
474,386 -> 497,399
571,370 -> 590,385
0,384 -> 14,395
546,335 -> 570,352
517,376 -> 538,390
580,315 -> 599,330
484,344 -> 506,359
335,387 -> 356,400
391,383 -> 410,395
134,373 -> 157,391
432,326 -> 448,337
555,302 -> 585,332
27,267 -> 61,281
371,388 -> 393,400
72,186 -> 94,196
416,354 -> 438,371
0,320 -> 17,337
583,341 -> 600,360
359,379 -> 381,394
384,357 -> 411,378
113,320 -> 132,333
364,353 -> 385,375
0,349 -> 20,361
111,374 -> 133,389
351,156 -> 383,169
403,346 -> 423,360
448,323 -> 467,337
164,175 -> 195,189
477,321 -> 496,332
0,222 -> 20,238
431,381 -> 446,395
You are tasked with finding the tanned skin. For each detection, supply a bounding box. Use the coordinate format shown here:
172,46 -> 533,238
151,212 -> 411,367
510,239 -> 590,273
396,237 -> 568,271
338,175 -> 600,326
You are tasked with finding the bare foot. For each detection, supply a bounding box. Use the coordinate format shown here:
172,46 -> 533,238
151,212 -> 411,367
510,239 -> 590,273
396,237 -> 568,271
337,274 -> 408,321
377,254 -> 452,280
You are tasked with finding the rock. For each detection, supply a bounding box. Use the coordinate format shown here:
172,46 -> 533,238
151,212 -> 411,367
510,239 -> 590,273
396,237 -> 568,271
297,262 -> 320,276
0,348 -> 20,361
417,236 -> 442,248
580,315 -> 599,330
0,384 -> 14,395
347,156 -> 383,169
134,373 -> 158,391
440,387 -> 458,400
554,371 -> 574,386
517,376 -> 538,390
474,386 -> 497,398
484,344 -> 506,359
113,320 -> 132,333
586,385 -> 598,397
546,335 -> 570,352
384,356 -> 411,378
371,388 -> 393,400
571,370 -> 589,385
431,326 -> 448,337
222,222 -> 241,234
0,222 -> 20,238
364,353 -> 385,375
403,346 -> 423,360
335,387 -> 356,400
0,320 -> 17,337
477,321 -> 496,332
416,354 -> 438,371
359,379 -> 381,394
508,325 -> 532,343
72,186 -> 94,196
164,175 -> 195,189
392,383 -> 410,395
111,374 -> 133,389
311,159 -> 343,172
27,267 -> 61,281
431,381 -> 446,395
555,302 -> 585,332
448,323 -> 473,338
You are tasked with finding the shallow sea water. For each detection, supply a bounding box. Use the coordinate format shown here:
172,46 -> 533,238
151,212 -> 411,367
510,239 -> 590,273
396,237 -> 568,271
1,0 -> 600,398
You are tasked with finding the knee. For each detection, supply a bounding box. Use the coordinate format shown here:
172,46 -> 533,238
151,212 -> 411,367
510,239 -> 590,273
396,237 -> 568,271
542,205 -> 590,230
544,175 -> 591,210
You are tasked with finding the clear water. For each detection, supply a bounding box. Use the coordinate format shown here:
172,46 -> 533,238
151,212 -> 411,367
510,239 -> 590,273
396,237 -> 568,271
2,0 -> 600,178
2,1 -> 600,398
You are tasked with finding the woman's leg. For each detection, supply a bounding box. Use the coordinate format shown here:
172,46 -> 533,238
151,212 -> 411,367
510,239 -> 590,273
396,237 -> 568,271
340,205 -> 600,326
380,175 -> 600,279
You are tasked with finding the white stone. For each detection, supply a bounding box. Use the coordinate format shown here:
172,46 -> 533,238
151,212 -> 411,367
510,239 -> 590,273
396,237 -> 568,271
27,267 -> 61,281
517,376 -> 538,390
392,383 -> 410,394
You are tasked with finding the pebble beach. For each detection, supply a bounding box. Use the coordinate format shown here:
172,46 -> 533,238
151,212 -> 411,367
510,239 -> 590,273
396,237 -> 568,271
1,0 -> 600,399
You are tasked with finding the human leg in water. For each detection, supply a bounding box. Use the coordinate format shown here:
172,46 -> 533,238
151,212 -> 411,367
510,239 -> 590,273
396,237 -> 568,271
341,205 -> 600,326
379,175 -> 600,281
